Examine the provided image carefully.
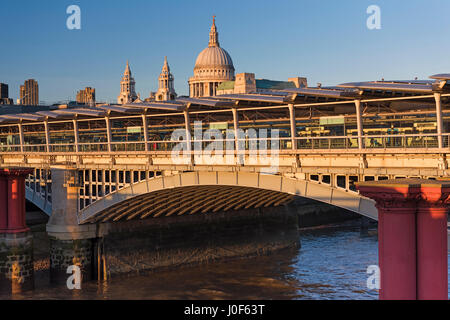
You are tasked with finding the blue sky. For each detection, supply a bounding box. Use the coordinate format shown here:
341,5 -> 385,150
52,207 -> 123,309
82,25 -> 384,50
1,0 -> 450,104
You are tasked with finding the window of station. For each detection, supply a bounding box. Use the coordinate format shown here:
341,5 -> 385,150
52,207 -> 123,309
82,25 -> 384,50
147,115 -> 185,151
310,174 -> 319,182
377,176 -> 389,181
296,117 -> 331,149
110,117 -> 145,152
321,175 -> 331,184
0,125 -> 20,151
78,119 -> 108,152
364,176 -> 375,181
48,121 -> 75,152
337,175 -> 346,189
348,176 -> 359,191
23,123 -> 46,152
238,108 -> 291,150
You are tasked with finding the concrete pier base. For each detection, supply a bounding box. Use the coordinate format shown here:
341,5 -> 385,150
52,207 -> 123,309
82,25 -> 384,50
0,232 -> 34,294
49,238 -> 93,284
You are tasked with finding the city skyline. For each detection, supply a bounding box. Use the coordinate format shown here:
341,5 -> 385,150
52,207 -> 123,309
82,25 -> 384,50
2,0 -> 450,104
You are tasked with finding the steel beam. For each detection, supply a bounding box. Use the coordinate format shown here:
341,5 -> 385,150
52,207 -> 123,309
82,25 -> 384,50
183,110 -> 192,153
288,104 -> 297,150
232,108 -> 240,155
44,120 -> 50,153
105,116 -> 112,152
434,93 -> 444,149
142,114 -> 149,152
18,122 -> 24,153
73,119 -> 80,153
354,99 -> 364,150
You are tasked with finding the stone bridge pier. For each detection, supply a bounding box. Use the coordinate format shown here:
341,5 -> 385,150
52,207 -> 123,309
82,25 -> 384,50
46,168 -> 96,284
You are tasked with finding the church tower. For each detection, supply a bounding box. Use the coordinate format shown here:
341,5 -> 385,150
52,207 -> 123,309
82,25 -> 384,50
117,60 -> 138,104
155,56 -> 177,101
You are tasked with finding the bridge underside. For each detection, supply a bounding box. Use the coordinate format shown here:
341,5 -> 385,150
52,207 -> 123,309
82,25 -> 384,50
77,171 -> 378,225
83,185 -> 295,224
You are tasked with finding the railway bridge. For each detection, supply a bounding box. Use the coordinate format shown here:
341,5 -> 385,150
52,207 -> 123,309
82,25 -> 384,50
1,74 -> 450,290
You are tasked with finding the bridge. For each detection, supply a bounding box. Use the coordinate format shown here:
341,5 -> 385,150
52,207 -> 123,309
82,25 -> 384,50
1,74 -> 450,292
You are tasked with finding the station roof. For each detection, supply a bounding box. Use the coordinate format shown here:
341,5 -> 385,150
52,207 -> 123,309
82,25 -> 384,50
0,73 -> 448,125
176,97 -> 235,108
213,93 -> 293,104
338,81 -> 436,94
281,87 -> 363,99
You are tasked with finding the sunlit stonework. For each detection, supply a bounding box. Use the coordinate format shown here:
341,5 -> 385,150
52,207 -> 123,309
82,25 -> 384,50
155,56 -> 177,101
117,60 -> 138,104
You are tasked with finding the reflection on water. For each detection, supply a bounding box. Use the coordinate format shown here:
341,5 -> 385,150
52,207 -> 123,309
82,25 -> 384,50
3,223 -> 388,300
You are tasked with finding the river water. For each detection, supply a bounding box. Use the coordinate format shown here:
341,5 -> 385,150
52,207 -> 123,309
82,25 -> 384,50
3,222 -> 450,300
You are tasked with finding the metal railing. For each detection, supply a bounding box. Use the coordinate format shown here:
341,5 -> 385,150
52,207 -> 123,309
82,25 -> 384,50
0,133 -> 448,154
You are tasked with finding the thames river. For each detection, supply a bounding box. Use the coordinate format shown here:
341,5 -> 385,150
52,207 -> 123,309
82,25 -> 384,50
3,221 -> 449,300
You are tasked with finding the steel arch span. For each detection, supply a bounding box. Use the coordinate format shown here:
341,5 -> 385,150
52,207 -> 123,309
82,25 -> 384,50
78,171 -> 378,224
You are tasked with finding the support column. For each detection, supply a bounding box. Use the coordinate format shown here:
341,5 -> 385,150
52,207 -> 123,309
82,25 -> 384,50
416,185 -> 449,300
142,114 -> 149,152
18,122 -> 24,153
183,110 -> 192,153
46,168 -> 96,285
357,179 -> 449,300
355,99 -> 368,168
105,116 -> 112,152
0,169 -> 33,234
358,183 -> 417,300
0,168 -> 34,294
354,100 -> 364,150
232,108 -> 243,165
434,93 -> 444,149
0,175 -> 7,232
44,119 -> 50,153
73,119 -> 80,153
288,104 -> 297,150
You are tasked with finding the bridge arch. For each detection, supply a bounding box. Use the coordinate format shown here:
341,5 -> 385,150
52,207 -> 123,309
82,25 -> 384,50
78,171 -> 378,224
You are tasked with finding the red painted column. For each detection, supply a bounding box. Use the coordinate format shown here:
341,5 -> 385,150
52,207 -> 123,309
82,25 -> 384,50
357,183 -> 419,300
416,186 -> 449,300
0,175 -> 8,232
0,168 -> 34,234
357,179 -> 449,301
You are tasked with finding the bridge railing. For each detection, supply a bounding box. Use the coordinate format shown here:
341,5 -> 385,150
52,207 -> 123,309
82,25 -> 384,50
0,133 -> 448,154
295,133 -> 442,150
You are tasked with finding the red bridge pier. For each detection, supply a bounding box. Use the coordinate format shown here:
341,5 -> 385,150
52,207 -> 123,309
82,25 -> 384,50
0,168 -> 35,294
357,179 -> 448,300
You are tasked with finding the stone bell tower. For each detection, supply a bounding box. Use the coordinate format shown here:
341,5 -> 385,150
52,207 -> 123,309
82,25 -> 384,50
155,56 -> 177,101
117,60 -> 138,104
